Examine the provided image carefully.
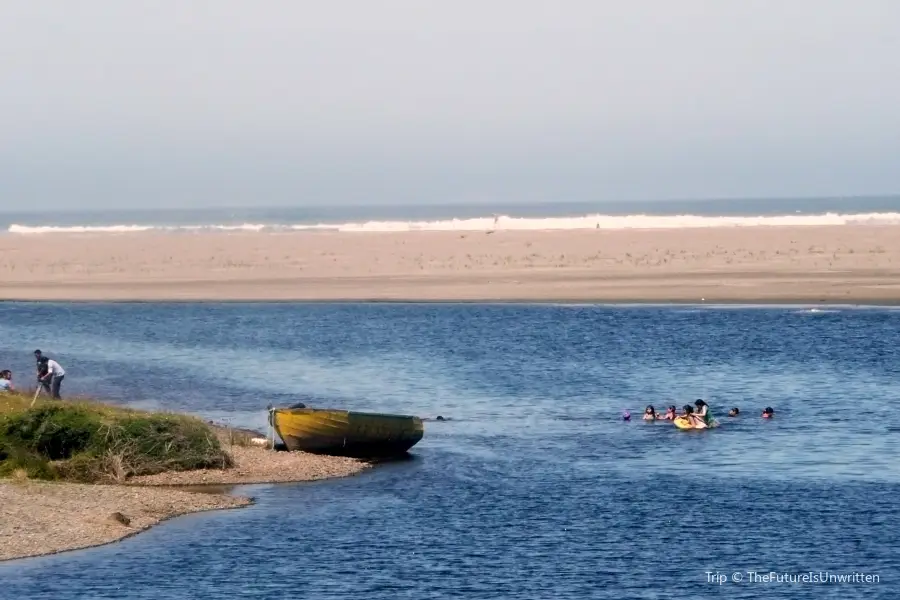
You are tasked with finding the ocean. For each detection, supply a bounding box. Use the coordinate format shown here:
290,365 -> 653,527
3,196 -> 900,234
0,302 -> 898,599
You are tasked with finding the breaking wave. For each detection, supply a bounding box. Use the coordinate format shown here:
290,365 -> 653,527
8,211 -> 900,234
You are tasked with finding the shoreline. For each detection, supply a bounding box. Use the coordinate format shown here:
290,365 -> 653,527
3,298 -> 900,306
0,448 -> 372,563
0,403 -> 373,563
0,481 -> 253,563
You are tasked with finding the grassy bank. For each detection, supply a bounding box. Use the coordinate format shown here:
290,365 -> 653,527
0,392 -> 231,483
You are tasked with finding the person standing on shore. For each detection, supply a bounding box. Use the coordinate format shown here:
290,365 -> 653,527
34,350 -> 52,395
35,350 -> 48,394
38,356 -> 66,399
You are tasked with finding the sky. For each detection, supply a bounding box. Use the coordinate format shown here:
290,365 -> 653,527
1,0 -> 899,211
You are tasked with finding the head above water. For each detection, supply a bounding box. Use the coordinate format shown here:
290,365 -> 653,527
682,405 -> 694,414
34,349 -> 41,357
666,405 -> 676,413
645,405 -> 655,414
762,407 -> 774,417
728,407 -> 740,416
622,411 -> 631,421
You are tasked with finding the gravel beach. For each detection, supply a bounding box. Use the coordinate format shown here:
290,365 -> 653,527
0,445 -> 370,562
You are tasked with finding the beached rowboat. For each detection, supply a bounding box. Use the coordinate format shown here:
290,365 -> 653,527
270,407 -> 424,458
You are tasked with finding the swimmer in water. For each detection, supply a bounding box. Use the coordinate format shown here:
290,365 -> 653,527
728,407 -> 740,417
762,407 -> 774,418
694,399 -> 716,428
660,405 -> 677,420
642,406 -> 657,421
622,411 -> 631,421
681,404 -> 707,428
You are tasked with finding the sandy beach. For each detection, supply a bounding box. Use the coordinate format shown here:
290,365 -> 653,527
1,225 -> 900,303
0,442 -> 369,562
0,480 -> 252,562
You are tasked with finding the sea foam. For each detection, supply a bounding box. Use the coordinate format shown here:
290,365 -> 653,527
7,211 -> 900,234
6,223 -> 272,234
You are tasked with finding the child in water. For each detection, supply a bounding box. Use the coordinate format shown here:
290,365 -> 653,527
762,407 -> 775,418
681,404 -> 708,428
728,407 -> 740,417
643,406 -> 657,421
660,405 -> 677,421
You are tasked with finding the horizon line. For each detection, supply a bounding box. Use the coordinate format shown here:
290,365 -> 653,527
1,192 -> 899,215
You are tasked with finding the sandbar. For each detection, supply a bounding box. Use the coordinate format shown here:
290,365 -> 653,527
1,225 -> 899,303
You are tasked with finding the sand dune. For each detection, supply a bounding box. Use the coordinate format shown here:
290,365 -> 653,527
1,225 -> 899,303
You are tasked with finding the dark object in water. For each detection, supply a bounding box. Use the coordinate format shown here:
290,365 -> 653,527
436,415 -> 445,421
289,402 -> 307,409
270,407 -> 424,458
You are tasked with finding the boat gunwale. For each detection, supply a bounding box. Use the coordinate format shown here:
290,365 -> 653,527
272,407 -> 423,422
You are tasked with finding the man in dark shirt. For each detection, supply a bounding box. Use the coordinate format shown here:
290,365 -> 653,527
34,349 -> 51,395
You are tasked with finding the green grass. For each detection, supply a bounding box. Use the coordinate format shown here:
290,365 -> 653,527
0,392 -> 232,482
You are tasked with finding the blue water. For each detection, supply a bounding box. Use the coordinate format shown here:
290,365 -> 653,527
1,302 -> 899,598
2,195 -> 900,231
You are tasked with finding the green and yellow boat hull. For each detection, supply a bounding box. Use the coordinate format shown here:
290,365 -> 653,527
270,407 -> 424,458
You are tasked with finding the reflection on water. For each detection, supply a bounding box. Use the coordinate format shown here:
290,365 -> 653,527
1,303 -> 899,599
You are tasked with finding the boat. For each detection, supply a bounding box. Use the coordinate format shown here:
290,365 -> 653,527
269,406 -> 424,458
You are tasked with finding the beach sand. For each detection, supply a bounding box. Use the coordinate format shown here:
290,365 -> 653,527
128,445 -> 370,486
0,445 -> 369,562
0,480 -> 251,562
2,225 -> 900,303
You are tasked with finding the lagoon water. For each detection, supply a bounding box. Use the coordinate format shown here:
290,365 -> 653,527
1,302 -> 899,599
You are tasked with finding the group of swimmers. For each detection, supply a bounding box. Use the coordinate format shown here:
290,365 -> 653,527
622,399 -> 776,426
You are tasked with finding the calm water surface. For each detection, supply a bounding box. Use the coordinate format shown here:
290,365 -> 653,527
1,303 -> 899,599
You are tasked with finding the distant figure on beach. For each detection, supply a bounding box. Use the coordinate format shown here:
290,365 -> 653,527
38,356 -> 66,399
0,370 -> 13,392
728,407 -> 740,417
762,407 -> 774,418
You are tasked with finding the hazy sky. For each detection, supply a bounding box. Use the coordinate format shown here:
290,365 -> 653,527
1,0 -> 899,211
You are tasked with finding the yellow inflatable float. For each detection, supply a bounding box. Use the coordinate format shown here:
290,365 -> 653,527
674,415 -> 717,430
